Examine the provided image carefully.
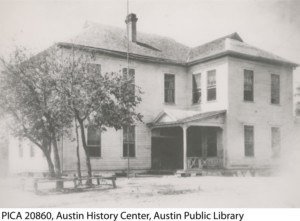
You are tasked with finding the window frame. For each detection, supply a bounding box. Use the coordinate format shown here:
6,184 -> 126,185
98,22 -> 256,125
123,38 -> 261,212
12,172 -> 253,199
164,73 -> 175,104
244,69 -> 254,102
271,127 -> 281,158
122,68 -> 135,98
207,70 -> 217,102
244,125 -> 255,157
123,125 -> 136,158
192,73 -> 201,104
87,126 -> 101,158
271,74 -> 280,105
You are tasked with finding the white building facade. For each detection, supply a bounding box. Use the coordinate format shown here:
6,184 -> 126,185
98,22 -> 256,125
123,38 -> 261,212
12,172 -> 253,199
8,14 -> 300,174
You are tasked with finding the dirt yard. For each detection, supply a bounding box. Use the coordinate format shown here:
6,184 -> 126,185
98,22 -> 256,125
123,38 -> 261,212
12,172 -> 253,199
0,174 -> 300,208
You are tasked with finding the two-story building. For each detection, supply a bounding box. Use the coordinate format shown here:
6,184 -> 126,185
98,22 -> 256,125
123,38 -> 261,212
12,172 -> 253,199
9,14 -> 299,174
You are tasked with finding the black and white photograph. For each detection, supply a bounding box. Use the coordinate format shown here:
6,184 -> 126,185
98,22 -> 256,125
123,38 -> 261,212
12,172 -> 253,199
0,0 -> 300,209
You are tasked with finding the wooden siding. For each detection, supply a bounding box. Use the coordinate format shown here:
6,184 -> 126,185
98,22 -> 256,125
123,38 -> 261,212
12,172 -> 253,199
61,52 -> 187,172
61,52 -> 299,172
187,57 -> 229,112
226,57 -> 296,167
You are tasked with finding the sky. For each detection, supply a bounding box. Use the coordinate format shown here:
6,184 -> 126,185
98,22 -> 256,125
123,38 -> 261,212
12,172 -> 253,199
0,0 -> 299,83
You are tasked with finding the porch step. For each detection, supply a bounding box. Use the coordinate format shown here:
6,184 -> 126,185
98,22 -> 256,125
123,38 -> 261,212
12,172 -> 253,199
145,170 -> 177,175
176,169 -> 203,177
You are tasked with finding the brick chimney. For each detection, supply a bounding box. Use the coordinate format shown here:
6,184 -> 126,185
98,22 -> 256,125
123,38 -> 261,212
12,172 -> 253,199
125,13 -> 138,42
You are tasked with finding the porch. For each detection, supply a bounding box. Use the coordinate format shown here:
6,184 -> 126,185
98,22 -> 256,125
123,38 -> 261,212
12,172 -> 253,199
148,109 -> 226,171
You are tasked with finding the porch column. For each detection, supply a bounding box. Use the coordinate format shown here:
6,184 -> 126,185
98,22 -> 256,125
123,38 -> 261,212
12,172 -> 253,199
182,125 -> 187,170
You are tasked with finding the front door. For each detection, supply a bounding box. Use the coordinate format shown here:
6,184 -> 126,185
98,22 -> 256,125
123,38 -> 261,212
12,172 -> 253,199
151,127 -> 183,170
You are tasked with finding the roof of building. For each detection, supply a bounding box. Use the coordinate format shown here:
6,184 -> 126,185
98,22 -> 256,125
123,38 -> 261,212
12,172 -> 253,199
148,109 -> 226,127
57,21 -> 298,67
62,21 -> 190,64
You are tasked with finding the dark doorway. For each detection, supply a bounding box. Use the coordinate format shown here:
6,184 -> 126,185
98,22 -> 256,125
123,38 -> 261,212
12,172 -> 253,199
187,126 -> 202,158
151,127 -> 183,170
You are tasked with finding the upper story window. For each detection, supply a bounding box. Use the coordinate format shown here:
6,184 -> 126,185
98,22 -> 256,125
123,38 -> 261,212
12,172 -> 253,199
87,126 -> 101,157
271,74 -> 280,104
244,125 -> 254,157
244,69 -> 254,101
207,70 -> 216,101
123,126 -> 136,157
271,127 -> 280,158
192,73 -> 201,104
122,68 -> 135,98
164,74 -> 175,104
87,63 -> 101,74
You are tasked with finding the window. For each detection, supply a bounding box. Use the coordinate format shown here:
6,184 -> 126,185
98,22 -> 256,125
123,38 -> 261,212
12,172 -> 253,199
207,128 -> 218,157
87,126 -> 101,157
244,125 -> 254,157
271,74 -> 280,104
192,74 -> 201,104
123,126 -> 135,157
271,127 -> 280,158
30,143 -> 35,158
207,70 -> 216,101
244,70 -> 254,101
18,139 -> 23,158
122,68 -> 135,98
87,63 -> 101,74
164,74 -> 175,103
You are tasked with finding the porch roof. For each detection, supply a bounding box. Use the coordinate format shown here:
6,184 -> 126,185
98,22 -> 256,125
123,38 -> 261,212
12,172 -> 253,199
147,109 -> 226,128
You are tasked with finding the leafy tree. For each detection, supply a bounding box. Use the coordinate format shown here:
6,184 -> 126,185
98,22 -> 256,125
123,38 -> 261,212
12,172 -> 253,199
0,45 -> 143,185
0,47 -> 73,183
55,46 -> 143,182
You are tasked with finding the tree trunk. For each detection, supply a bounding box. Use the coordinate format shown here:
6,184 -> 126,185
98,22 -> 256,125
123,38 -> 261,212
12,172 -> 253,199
43,149 -> 55,178
52,131 -> 63,190
52,138 -> 61,176
29,137 -> 55,178
74,118 -> 82,184
77,118 -> 92,185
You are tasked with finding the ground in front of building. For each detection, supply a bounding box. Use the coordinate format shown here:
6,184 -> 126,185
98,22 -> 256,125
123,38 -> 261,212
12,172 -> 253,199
0,174 -> 299,208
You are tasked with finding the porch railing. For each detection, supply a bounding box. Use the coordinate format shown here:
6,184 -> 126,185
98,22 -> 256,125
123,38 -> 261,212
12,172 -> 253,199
187,157 -> 202,169
187,157 -> 223,169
